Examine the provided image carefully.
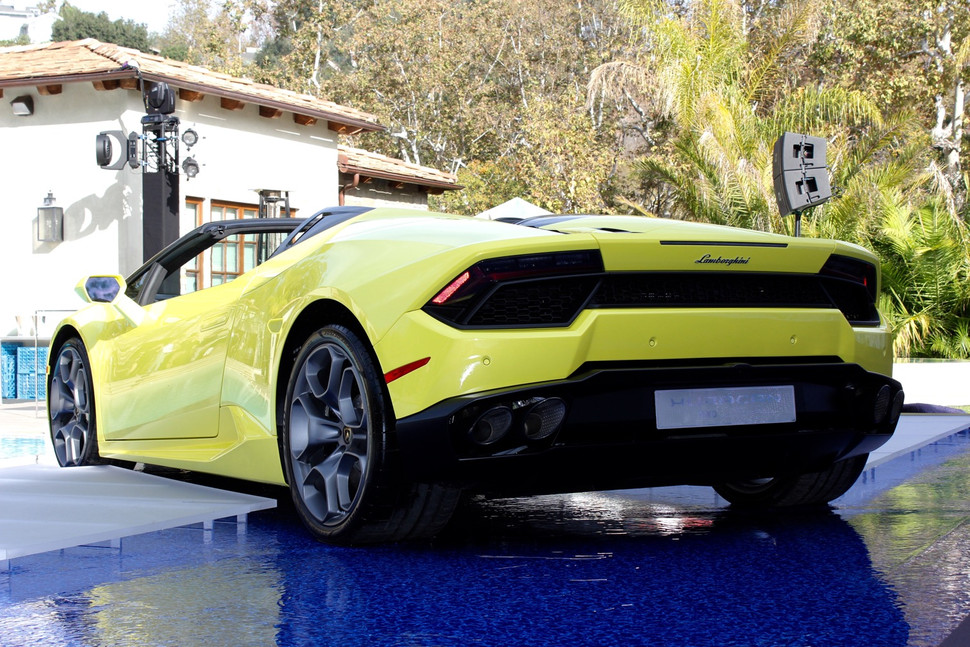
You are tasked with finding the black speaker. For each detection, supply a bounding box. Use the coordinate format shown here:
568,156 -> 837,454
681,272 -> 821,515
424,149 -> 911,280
772,133 -> 832,216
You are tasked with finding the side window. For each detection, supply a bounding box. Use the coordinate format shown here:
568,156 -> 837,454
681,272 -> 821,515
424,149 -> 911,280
130,199 -> 297,304
182,201 -> 292,295
182,199 -> 202,294
125,266 -> 153,302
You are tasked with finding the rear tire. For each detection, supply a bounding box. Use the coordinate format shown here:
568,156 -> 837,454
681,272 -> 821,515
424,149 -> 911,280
713,454 -> 868,507
280,324 -> 459,545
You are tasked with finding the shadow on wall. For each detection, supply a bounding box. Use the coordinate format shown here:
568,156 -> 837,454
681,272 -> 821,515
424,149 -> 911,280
31,179 -> 137,267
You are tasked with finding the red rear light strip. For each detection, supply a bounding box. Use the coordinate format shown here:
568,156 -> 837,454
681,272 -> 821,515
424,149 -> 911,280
431,271 -> 470,305
384,357 -> 431,384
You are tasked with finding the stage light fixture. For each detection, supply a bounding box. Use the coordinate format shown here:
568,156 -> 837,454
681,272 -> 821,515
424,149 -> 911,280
182,157 -> 200,178
181,128 -> 199,147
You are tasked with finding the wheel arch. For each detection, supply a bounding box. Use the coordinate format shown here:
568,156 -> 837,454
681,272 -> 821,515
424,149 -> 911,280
274,299 -> 392,478
47,324 -> 84,385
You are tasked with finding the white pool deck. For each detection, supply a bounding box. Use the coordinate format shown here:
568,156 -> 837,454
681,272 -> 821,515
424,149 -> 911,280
0,360 -> 968,571
0,464 -> 275,569
0,402 -> 277,572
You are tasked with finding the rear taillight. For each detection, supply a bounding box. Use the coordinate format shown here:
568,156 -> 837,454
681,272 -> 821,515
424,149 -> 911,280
819,254 -> 880,325
820,254 -> 877,301
425,250 -> 603,327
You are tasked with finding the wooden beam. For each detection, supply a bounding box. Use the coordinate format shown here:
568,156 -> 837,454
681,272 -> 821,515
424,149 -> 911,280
0,89 -> 4,99
328,121 -> 363,135
220,97 -> 245,111
37,84 -> 62,96
293,113 -> 317,126
92,79 -> 120,91
389,181 -> 406,190
259,105 -> 283,119
119,78 -> 140,90
179,88 -> 204,102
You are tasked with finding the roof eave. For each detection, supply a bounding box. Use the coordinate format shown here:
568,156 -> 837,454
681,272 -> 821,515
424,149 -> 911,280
338,163 -> 461,191
0,69 -> 385,133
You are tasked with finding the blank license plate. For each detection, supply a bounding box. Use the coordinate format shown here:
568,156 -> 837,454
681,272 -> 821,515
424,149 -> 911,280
655,385 -> 796,430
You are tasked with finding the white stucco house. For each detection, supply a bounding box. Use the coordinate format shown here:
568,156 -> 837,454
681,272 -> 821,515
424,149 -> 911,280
0,38 -> 459,399
0,4 -> 57,43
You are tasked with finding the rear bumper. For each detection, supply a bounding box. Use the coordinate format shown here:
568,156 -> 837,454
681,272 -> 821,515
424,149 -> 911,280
394,361 -> 903,495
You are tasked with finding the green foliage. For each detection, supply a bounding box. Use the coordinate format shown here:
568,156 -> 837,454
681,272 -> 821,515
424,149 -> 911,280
873,198 -> 970,358
0,32 -> 30,47
437,96 -> 618,215
52,3 -> 151,51
253,0 -> 630,213
156,0 -> 264,72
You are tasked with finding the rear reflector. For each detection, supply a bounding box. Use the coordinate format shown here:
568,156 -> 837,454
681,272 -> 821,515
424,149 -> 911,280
384,357 -> 431,384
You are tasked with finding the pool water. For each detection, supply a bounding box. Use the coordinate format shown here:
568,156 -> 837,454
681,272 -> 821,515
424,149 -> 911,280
0,437 -> 47,461
2,431 -> 970,646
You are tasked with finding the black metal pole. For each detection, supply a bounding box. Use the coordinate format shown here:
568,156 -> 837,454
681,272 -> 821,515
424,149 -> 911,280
142,160 -> 180,261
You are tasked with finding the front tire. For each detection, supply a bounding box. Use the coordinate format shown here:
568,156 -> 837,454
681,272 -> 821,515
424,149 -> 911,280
713,454 -> 868,507
48,337 -> 104,467
281,325 -> 459,545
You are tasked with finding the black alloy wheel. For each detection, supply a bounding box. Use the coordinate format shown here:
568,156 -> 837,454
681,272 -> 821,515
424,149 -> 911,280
48,338 -> 104,467
281,325 -> 460,545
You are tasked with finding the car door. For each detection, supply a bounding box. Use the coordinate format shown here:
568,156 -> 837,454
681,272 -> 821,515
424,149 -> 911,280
92,220 -> 298,442
97,277 -> 241,441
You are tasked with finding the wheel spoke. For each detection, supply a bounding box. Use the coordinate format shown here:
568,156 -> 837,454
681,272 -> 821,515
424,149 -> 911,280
67,351 -> 81,386
303,347 -> 332,401
302,451 -> 344,519
49,378 -> 75,420
323,349 -> 347,413
289,391 -> 341,461
55,420 -> 85,466
337,366 -> 362,427
346,430 -> 369,475
74,368 -> 88,410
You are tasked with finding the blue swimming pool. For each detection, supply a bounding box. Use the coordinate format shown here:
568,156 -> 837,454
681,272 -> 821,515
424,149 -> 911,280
2,431 -> 970,646
0,437 -> 46,461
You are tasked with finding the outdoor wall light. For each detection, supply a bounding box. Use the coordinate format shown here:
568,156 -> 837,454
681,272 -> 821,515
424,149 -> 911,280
37,191 -> 63,243
11,95 -> 34,116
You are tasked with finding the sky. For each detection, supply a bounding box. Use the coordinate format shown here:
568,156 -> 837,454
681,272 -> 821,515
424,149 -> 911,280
56,1 -> 177,35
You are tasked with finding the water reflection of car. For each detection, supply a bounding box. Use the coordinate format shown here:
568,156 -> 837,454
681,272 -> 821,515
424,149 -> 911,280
47,205 -> 904,544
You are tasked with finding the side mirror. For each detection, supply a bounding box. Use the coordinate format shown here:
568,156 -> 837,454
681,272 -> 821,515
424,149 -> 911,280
772,133 -> 832,218
76,275 -> 126,303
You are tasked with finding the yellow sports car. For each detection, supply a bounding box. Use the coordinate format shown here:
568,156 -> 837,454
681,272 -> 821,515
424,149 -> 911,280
47,206 -> 904,544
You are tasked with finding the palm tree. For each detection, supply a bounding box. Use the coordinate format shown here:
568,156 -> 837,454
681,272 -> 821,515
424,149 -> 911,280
874,193 -> 970,358
588,0 -> 883,234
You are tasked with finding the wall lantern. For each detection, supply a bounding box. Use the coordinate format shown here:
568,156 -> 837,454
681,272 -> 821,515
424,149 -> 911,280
37,191 -> 63,242
11,95 -> 34,116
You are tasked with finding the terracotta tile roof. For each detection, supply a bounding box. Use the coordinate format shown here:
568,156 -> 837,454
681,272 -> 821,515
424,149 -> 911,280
0,39 -> 381,132
338,145 -> 461,190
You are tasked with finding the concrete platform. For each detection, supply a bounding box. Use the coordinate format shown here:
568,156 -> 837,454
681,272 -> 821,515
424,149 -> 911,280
0,464 -> 275,569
